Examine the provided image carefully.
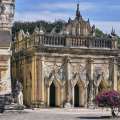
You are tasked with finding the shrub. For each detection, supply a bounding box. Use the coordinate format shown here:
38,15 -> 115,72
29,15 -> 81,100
96,90 -> 120,108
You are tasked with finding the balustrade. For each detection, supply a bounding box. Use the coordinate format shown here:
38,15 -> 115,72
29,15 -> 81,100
13,34 -> 114,53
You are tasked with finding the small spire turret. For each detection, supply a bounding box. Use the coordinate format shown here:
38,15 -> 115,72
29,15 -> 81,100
34,26 -> 39,34
68,17 -> 72,23
87,18 -> 90,24
76,3 -> 82,20
111,27 -> 116,36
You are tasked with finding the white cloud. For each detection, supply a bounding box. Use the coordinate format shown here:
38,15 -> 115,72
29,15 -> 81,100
15,11 -> 73,22
109,5 -> 120,10
15,2 -> 95,22
35,2 -> 95,11
15,1 -> 120,36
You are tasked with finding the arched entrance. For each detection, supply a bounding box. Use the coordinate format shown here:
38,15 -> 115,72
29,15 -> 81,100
49,82 -> 56,107
74,84 -> 79,107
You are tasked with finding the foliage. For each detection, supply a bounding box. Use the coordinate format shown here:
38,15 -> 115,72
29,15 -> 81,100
118,37 -> 120,46
95,28 -> 106,37
12,20 -> 107,37
12,20 -> 66,38
96,90 -> 120,108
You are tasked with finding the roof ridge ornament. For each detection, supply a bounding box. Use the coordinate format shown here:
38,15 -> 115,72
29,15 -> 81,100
68,17 -> 72,23
111,27 -> 116,36
87,18 -> 90,24
76,3 -> 82,20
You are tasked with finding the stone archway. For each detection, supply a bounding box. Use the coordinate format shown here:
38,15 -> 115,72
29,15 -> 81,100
72,80 -> 86,107
49,82 -> 56,107
46,79 -> 61,107
74,84 -> 79,107
26,71 -> 32,107
98,80 -> 109,92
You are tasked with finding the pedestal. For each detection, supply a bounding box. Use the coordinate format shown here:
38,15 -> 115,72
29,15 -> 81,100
64,102 -> 72,108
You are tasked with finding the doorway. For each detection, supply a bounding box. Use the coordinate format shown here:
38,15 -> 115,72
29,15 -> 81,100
74,84 -> 79,107
49,82 -> 56,107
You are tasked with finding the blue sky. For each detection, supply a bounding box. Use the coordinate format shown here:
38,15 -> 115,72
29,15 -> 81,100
15,0 -> 120,35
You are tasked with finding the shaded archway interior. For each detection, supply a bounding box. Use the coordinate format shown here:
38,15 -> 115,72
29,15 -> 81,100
74,84 -> 79,107
49,82 -> 56,107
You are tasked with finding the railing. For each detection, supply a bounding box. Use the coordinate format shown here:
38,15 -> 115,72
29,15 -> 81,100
13,34 -> 116,53
38,35 -> 65,46
91,38 -> 112,48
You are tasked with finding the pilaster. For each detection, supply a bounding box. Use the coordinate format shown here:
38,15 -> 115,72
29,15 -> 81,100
86,58 -> 94,107
112,58 -> 118,90
64,56 -> 72,108
31,56 -> 36,105
39,56 -> 45,107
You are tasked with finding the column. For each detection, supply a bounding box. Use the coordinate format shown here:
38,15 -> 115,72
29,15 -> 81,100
41,57 -> 45,106
38,56 -> 45,107
72,86 -> 74,107
61,85 -> 64,107
64,56 -> 72,108
70,79 -> 74,107
112,58 -> 118,90
47,86 -> 50,107
87,58 -> 94,107
84,81 -> 89,107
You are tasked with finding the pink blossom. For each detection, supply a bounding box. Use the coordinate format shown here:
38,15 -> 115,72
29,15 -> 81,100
96,90 -> 120,107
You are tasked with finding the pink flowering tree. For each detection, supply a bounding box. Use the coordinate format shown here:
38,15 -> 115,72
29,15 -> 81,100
96,90 -> 120,117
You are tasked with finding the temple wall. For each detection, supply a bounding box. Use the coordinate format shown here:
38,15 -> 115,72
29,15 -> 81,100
10,1 -> 119,108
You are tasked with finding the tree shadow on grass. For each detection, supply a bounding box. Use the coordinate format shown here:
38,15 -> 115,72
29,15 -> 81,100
77,116 -> 120,119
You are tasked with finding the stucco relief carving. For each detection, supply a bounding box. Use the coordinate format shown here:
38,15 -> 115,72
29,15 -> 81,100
0,1 -> 15,31
44,62 -> 65,87
93,63 -> 110,96
0,81 -> 8,92
93,63 -> 109,87
70,63 -> 87,87
71,63 -> 86,80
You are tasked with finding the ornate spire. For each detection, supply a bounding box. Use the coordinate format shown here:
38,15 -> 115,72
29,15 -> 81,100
111,27 -> 114,33
111,27 -> 116,36
76,3 -> 82,20
34,26 -> 39,34
68,17 -> 71,23
87,18 -> 90,23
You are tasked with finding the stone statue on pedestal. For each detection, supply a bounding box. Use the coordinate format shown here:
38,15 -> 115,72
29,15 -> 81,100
17,91 -> 23,105
14,80 -> 23,105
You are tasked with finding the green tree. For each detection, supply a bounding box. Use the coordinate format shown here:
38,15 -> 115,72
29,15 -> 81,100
12,20 -> 66,38
118,37 -> 120,44
95,28 -> 105,37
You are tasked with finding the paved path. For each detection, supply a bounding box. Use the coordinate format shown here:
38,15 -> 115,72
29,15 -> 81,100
0,108 -> 119,120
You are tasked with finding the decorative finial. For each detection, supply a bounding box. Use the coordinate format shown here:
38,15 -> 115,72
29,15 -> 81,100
111,27 -> 114,33
76,3 -> 82,20
77,3 -> 79,10
39,26 -> 45,34
92,25 -> 96,37
68,17 -> 71,23
34,26 -> 39,34
87,18 -> 90,24
26,30 -> 30,37
111,27 -> 116,36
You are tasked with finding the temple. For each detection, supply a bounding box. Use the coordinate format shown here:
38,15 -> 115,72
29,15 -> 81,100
11,4 -> 119,108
